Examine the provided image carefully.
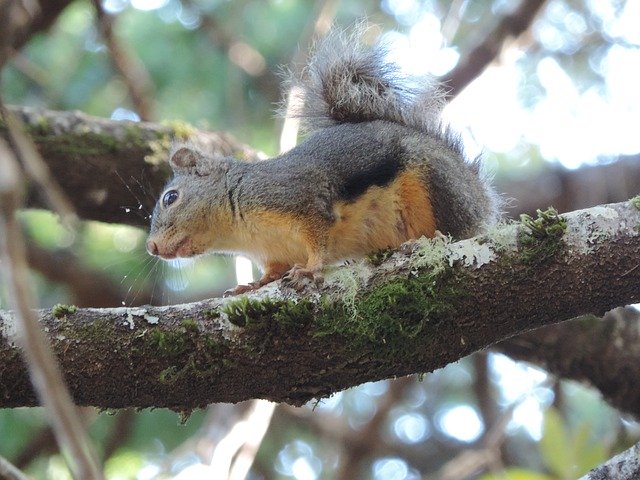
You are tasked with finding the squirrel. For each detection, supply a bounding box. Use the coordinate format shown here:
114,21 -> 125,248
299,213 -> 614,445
146,29 -> 501,295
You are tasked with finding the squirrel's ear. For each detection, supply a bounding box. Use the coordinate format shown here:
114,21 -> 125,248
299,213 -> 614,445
170,147 -> 201,172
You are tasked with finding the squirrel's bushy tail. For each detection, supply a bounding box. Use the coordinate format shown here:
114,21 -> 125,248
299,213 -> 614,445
286,27 -> 446,134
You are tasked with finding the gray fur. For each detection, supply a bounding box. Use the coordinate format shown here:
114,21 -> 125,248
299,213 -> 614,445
148,27 -> 501,257
285,27 -> 446,135
281,28 -> 500,236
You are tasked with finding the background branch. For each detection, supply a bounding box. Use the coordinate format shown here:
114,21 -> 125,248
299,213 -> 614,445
25,239 -> 151,307
0,105 -> 260,227
497,307 -> 640,419
0,454 -> 29,480
92,0 -> 156,121
441,0 -> 547,97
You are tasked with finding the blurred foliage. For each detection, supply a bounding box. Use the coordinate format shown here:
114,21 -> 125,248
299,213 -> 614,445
1,0 -> 640,478
539,407 -> 607,478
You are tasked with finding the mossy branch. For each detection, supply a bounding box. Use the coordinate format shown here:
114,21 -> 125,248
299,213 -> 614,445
0,200 -> 639,410
0,106 -> 260,227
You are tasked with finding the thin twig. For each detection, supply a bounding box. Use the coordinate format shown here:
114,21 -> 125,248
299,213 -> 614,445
102,409 -> 136,462
0,137 -> 104,480
0,454 -> 30,480
0,0 -> 40,68
183,0 -> 267,78
336,377 -> 415,480
0,107 -> 77,229
435,381 -> 550,480
13,425 -> 57,470
92,0 -> 155,120
226,400 -> 277,480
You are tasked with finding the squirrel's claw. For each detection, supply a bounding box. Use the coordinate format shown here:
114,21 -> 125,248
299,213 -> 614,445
281,265 -> 324,291
223,268 -> 291,296
223,283 -> 259,297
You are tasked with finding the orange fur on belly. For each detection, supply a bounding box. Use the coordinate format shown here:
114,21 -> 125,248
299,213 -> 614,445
240,171 -> 435,270
327,171 -> 436,261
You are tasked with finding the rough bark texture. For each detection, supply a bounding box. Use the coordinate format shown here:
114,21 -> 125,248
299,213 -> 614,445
579,442 -> 640,480
0,106 -> 259,227
0,200 -> 638,410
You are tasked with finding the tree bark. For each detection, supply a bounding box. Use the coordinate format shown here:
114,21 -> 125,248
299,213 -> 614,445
579,442 -> 640,480
0,200 -> 638,410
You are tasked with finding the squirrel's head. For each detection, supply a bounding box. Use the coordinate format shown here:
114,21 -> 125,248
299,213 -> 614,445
146,146 -> 234,260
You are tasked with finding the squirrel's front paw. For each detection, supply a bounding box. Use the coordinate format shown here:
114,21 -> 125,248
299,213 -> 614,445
281,265 -> 324,292
223,283 -> 259,297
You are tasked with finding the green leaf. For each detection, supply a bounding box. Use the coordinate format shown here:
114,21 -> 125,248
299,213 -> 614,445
572,422 -> 608,475
477,467 -> 554,480
540,407 -> 573,479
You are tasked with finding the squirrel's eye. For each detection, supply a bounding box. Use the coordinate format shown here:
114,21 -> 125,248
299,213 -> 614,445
162,190 -> 179,208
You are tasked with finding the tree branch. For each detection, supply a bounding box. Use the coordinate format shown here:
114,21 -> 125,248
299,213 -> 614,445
579,441 -> 640,480
0,454 -> 29,480
0,0 -> 74,68
441,0 -> 547,97
497,307 -> 640,418
92,0 -> 156,121
0,105 -> 260,227
0,200 -> 637,410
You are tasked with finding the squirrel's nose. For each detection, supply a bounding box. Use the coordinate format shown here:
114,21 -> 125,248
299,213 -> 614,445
146,239 -> 159,256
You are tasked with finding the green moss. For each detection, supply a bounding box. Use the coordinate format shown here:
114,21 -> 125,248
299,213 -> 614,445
159,366 -> 179,385
204,309 -> 220,319
367,248 -> 394,266
35,115 -> 49,134
30,129 -> 122,155
519,207 -> 567,265
149,329 -> 191,357
123,124 -> 151,147
631,195 -> 640,211
223,297 -> 276,327
181,318 -> 198,332
164,120 -> 196,140
145,135 -> 172,165
143,319 -> 232,384
222,297 -> 314,329
314,269 -> 460,358
51,304 -> 77,319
